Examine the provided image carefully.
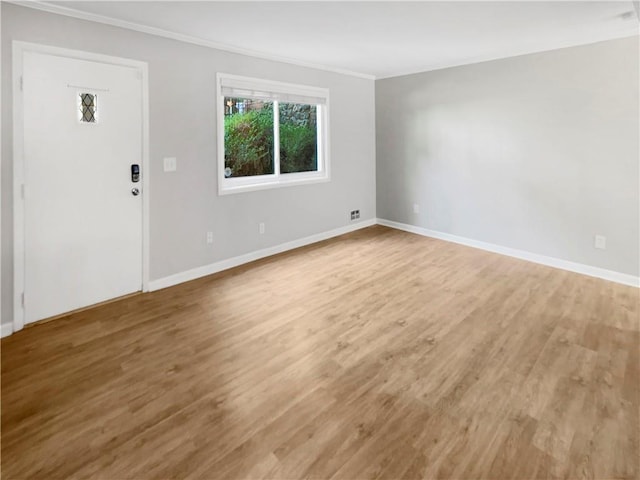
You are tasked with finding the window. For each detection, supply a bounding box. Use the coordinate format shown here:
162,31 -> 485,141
217,73 -> 329,194
78,93 -> 98,123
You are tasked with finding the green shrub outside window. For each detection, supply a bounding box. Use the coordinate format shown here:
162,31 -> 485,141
224,98 -> 318,178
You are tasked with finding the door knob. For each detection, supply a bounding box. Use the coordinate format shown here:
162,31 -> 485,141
131,188 -> 140,196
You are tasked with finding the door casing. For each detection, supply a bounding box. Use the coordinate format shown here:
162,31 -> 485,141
12,41 -> 151,332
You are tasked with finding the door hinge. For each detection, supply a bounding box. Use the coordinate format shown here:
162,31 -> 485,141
20,75 -> 23,92
21,292 -> 25,307
21,184 -> 25,200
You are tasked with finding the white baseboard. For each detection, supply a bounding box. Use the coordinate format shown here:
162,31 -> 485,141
377,218 -> 639,288
148,219 -> 377,291
1,323 -> 14,338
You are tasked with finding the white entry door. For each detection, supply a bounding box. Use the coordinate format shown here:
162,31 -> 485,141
21,50 -> 144,324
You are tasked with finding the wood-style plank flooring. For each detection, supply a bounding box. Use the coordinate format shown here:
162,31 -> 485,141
2,225 -> 639,479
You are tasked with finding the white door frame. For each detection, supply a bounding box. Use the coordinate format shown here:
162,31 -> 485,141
12,41 -> 151,333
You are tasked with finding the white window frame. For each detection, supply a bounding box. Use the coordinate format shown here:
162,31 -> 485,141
217,73 -> 330,195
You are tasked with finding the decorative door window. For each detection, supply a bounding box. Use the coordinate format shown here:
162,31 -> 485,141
78,93 -> 98,123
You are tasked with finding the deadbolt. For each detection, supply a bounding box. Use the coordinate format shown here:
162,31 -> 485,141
131,188 -> 140,196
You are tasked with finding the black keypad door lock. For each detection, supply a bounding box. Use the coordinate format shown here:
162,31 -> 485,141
131,164 -> 140,183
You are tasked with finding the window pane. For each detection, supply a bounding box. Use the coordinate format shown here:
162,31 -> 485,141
79,93 -> 97,123
224,97 -> 274,177
279,103 -> 318,174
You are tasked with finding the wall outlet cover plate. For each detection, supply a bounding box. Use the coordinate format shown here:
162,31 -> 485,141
163,157 -> 177,172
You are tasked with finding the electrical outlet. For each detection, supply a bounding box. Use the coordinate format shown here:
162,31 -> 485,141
206,231 -> 213,244
350,210 -> 360,221
259,222 -> 265,234
594,235 -> 606,250
413,203 -> 420,214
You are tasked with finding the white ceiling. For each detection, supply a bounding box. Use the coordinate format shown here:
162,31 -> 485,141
29,1 -> 640,78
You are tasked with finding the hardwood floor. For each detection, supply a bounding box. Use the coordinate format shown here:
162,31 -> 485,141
2,225 -> 638,479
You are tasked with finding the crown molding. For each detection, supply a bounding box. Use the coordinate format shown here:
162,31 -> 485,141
6,0 -> 376,81
376,31 -> 640,80
8,2 -> 637,85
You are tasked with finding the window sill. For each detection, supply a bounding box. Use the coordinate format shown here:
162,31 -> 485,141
218,173 -> 330,195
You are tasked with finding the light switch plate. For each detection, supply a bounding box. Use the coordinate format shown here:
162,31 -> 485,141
163,157 -> 177,172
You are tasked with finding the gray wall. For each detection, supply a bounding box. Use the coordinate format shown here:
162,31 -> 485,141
377,37 -> 639,277
1,4 -> 376,323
